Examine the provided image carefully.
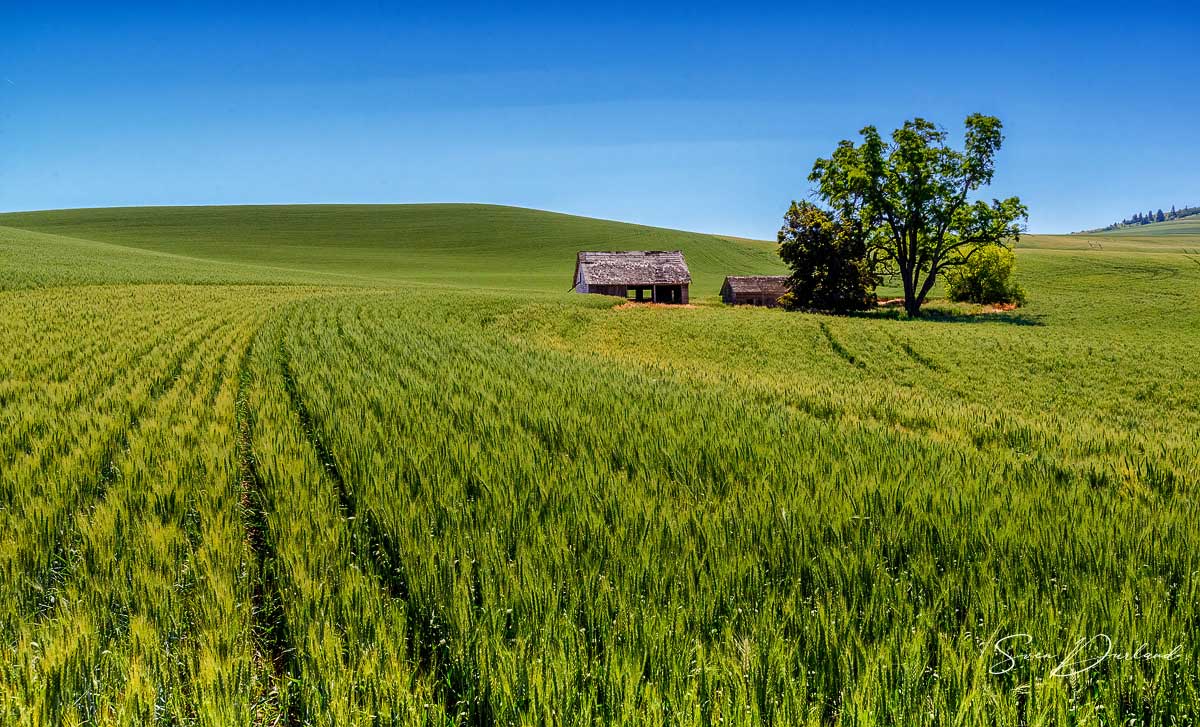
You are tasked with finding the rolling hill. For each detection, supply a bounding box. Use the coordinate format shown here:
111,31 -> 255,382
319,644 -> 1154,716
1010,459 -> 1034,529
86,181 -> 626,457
1090,216 -> 1200,238
0,204 -> 785,295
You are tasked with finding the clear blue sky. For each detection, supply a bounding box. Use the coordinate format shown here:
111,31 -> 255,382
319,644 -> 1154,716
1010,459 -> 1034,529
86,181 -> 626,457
2,2 -> 1197,237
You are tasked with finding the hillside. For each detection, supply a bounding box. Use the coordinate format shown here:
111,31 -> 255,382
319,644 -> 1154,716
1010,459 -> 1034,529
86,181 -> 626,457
0,204 -> 785,296
1090,217 -> 1200,238
1081,205 -> 1200,233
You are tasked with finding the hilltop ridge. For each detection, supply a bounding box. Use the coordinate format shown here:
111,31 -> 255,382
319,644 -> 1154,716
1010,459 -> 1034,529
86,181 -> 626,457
0,203 -> 784,295
1078,204 -> 1200,233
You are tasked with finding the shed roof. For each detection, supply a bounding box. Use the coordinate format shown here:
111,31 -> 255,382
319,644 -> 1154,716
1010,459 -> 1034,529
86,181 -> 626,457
576,251 -> 691,286
722,275 -> 790,295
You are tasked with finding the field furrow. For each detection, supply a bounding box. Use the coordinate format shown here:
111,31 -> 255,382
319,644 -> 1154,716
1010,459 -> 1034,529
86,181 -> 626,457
235,344 -> 297,726
241,311 -> 444,725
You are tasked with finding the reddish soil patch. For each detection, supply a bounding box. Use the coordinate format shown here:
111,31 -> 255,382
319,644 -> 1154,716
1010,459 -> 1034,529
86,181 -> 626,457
614,302 -> 698,310
877,298 -> 1018,314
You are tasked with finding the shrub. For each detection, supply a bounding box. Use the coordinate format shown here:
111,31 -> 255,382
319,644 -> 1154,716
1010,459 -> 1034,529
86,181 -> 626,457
777,202 -> 876,313
944,245 -> 1025,305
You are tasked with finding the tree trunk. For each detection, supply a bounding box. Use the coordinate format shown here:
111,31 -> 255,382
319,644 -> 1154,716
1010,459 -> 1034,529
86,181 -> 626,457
913,268 -> 940,317
900,265 -> 921,317
899,229 -> 923,317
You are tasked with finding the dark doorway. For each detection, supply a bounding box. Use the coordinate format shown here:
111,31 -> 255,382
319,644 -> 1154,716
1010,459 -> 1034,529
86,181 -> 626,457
653,285 -> 682,304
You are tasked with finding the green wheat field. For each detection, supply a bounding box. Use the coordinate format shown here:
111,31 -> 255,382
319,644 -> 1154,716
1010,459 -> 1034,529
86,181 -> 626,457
1,204 -> 1197,726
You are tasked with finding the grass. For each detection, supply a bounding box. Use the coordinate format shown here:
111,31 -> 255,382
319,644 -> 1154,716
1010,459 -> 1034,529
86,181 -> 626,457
0,205 -> 1197,725
0,204 -> 785,295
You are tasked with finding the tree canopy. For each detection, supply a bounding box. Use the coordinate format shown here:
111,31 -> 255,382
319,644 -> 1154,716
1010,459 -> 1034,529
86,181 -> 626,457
808,114 -> 1026,316
777,201 -> 875,313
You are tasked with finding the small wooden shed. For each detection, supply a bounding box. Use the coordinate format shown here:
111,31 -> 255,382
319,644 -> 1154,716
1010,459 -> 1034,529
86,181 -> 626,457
573,251 -> 691,304
720,275 -> 790,307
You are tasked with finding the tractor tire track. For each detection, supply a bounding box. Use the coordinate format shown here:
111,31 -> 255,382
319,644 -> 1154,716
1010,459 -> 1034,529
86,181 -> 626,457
236,338 -> 300,727
819,321 -> 866,369
277,317 -> 497,727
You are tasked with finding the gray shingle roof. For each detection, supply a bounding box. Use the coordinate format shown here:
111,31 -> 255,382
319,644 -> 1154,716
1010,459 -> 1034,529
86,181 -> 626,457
722,275 -> 790,295
576,251 -> 691,286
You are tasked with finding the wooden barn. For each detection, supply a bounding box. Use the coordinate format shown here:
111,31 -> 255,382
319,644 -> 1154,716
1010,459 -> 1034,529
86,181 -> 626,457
573,251 -> 690,304
720,275 -> 790,307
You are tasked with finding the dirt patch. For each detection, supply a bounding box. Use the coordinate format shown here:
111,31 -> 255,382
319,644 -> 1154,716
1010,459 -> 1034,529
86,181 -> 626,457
879,297 -> 1017,314
613,302 -> 698,310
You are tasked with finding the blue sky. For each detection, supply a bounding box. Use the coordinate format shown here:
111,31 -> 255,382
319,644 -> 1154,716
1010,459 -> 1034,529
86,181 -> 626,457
2,2 -> 1197,237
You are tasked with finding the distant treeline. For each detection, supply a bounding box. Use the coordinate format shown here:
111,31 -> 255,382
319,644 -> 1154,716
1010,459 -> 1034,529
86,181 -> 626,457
1087,204 -> 1200,232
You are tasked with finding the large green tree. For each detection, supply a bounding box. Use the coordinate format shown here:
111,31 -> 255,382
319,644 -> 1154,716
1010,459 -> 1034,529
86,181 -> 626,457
809,114 -> 1027,316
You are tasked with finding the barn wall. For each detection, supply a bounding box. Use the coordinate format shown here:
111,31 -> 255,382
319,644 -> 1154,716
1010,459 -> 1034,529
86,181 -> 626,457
727,292 -> 784,307
576,282 -> 690,303
575,283 -> 622,296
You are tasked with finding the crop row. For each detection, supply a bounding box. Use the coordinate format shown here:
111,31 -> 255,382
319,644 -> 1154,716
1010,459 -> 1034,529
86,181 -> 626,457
0,286 -> 294,725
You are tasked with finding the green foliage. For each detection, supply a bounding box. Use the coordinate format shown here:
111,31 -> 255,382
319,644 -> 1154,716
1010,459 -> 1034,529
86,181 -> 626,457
944,245 -> 1026,305
809,115 -> 1027,316
776,201 -> 876,312
0,207 -> 1198,724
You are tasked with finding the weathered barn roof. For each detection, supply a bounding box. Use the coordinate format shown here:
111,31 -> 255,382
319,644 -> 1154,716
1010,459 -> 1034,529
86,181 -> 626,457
576,251 -> 691,286
721,275 -> 790,295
